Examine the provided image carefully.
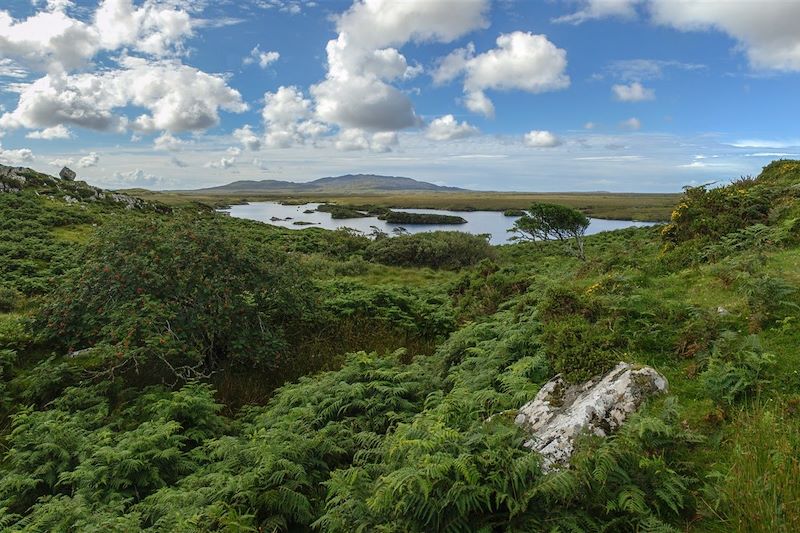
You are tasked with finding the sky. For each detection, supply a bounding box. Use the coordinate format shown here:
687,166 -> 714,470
0,0 -> 799,192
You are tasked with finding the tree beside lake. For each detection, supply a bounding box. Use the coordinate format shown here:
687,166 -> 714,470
508,202 -> 590,259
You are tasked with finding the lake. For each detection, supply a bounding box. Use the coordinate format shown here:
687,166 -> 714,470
222,202 -> 657,245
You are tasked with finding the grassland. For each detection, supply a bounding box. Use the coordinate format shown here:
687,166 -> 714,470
122,188 -> 680,221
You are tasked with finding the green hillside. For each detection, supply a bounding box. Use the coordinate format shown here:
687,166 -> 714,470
1,160 -> 799,531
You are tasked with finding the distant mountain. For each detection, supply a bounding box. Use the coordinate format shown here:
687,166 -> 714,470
188,174 -> 466,193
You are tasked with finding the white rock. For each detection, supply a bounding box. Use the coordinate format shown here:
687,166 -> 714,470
515,362 -> 667,470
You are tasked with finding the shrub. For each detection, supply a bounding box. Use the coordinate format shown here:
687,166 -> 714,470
37,213 -> 316,380
540,314 -> 620,382
365,231 -> 494,269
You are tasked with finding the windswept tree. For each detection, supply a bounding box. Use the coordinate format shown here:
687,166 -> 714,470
509,202 -> 590,259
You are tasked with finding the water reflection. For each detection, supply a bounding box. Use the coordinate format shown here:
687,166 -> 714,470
222,202 -> 657,245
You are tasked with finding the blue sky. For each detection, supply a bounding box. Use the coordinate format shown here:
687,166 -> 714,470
0,0 -> 799,191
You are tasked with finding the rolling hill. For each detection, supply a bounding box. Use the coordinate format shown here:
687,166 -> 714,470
185,174 -> 466,194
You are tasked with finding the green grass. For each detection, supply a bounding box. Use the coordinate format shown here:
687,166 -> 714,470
123,189 -> 680,221
51,223 -> 96,244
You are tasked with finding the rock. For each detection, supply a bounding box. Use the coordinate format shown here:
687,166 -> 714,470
515,362 -> 668,470
59,166 -> 76,181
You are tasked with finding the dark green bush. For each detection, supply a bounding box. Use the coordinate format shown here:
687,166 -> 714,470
37,213 -> 316,379
364,231 -> 493,269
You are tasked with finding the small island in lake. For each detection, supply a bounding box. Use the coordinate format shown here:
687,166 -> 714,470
377,210 -> 467,224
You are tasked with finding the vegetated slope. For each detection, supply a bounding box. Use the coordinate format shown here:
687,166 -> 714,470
191,173 -> 466,194
1,161 -> 799,531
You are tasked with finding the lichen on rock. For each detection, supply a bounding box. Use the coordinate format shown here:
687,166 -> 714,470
515,362 -> 668,470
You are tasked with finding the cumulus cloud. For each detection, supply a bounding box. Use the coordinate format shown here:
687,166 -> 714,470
262,85 -> 328,148
0,142 -> 34,164
370,131 -> 398,152
244,45 -> 280,69
0,57 -> 246,134
0,0 -> 194,73
523,130 -> 563,148
649,0 -> 800,71
612,81 -> 655,102
205,154 -> 238,169
621,117 -> 642,130
434,32 -> 570,117
153,132 -> 192,151
311,0 -> 489,132
26,124 -> 71,139
233,125 -> 262,151
335,128 -> 371,151
0,1 -> 248,140
77,151 -> 99,168
426,114 -> 478,141
555,1 -> 800,72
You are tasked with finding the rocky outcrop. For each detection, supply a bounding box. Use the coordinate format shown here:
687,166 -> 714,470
59,166 -> 77,181
0,164 -> 169,213
515,362 -> 668,470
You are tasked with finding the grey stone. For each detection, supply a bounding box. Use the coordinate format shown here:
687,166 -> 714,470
59,167 -> 77,181
515,362 -> 668,470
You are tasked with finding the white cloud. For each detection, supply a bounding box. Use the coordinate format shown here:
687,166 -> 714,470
26,124 -> 71,139
204,154 -> 238,169
371,131 -> 398,152
621,117 -> 642,130
170,156 -> 188,167
553,0 -> 640,24
575,155 -> 644,162
153,132 -> 192,151
463,88 -> 495,118
426,114 -> 478,141
650,0 -> 800,71
311,0 -> 489,131
434,32 -> 570,117
77,151 -> 99,168
605,58 -> 704,81
0,58 -> 28,79
233,125 -> 262,151
0,57 -> 247,134
244,45 -> 280,69
0,0 -> 195,73
105,168 -> 164,188
262,85 -> 328,148
523,130 -> 563,148
584,122 -> 597,129
612,81 -> 655,102
0,142 -> 34,164
335,128 -> 371,151
48,157 -> 74,167
730,139 -> 800,149
555,1 -> 800,72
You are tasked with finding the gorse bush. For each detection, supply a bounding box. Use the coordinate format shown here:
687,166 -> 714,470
37,213 -> 316,380
365,231 -> 494,269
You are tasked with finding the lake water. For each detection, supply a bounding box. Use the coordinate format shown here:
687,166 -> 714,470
222,202 -> 656,245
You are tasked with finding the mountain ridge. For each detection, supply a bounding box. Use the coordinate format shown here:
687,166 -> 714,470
184,173 -> 466,193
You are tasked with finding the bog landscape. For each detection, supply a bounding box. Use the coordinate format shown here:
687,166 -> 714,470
1,0 -> 799,532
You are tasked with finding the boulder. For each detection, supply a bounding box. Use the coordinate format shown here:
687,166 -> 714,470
59,166 -> 76,181
515,362 -> 667,470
